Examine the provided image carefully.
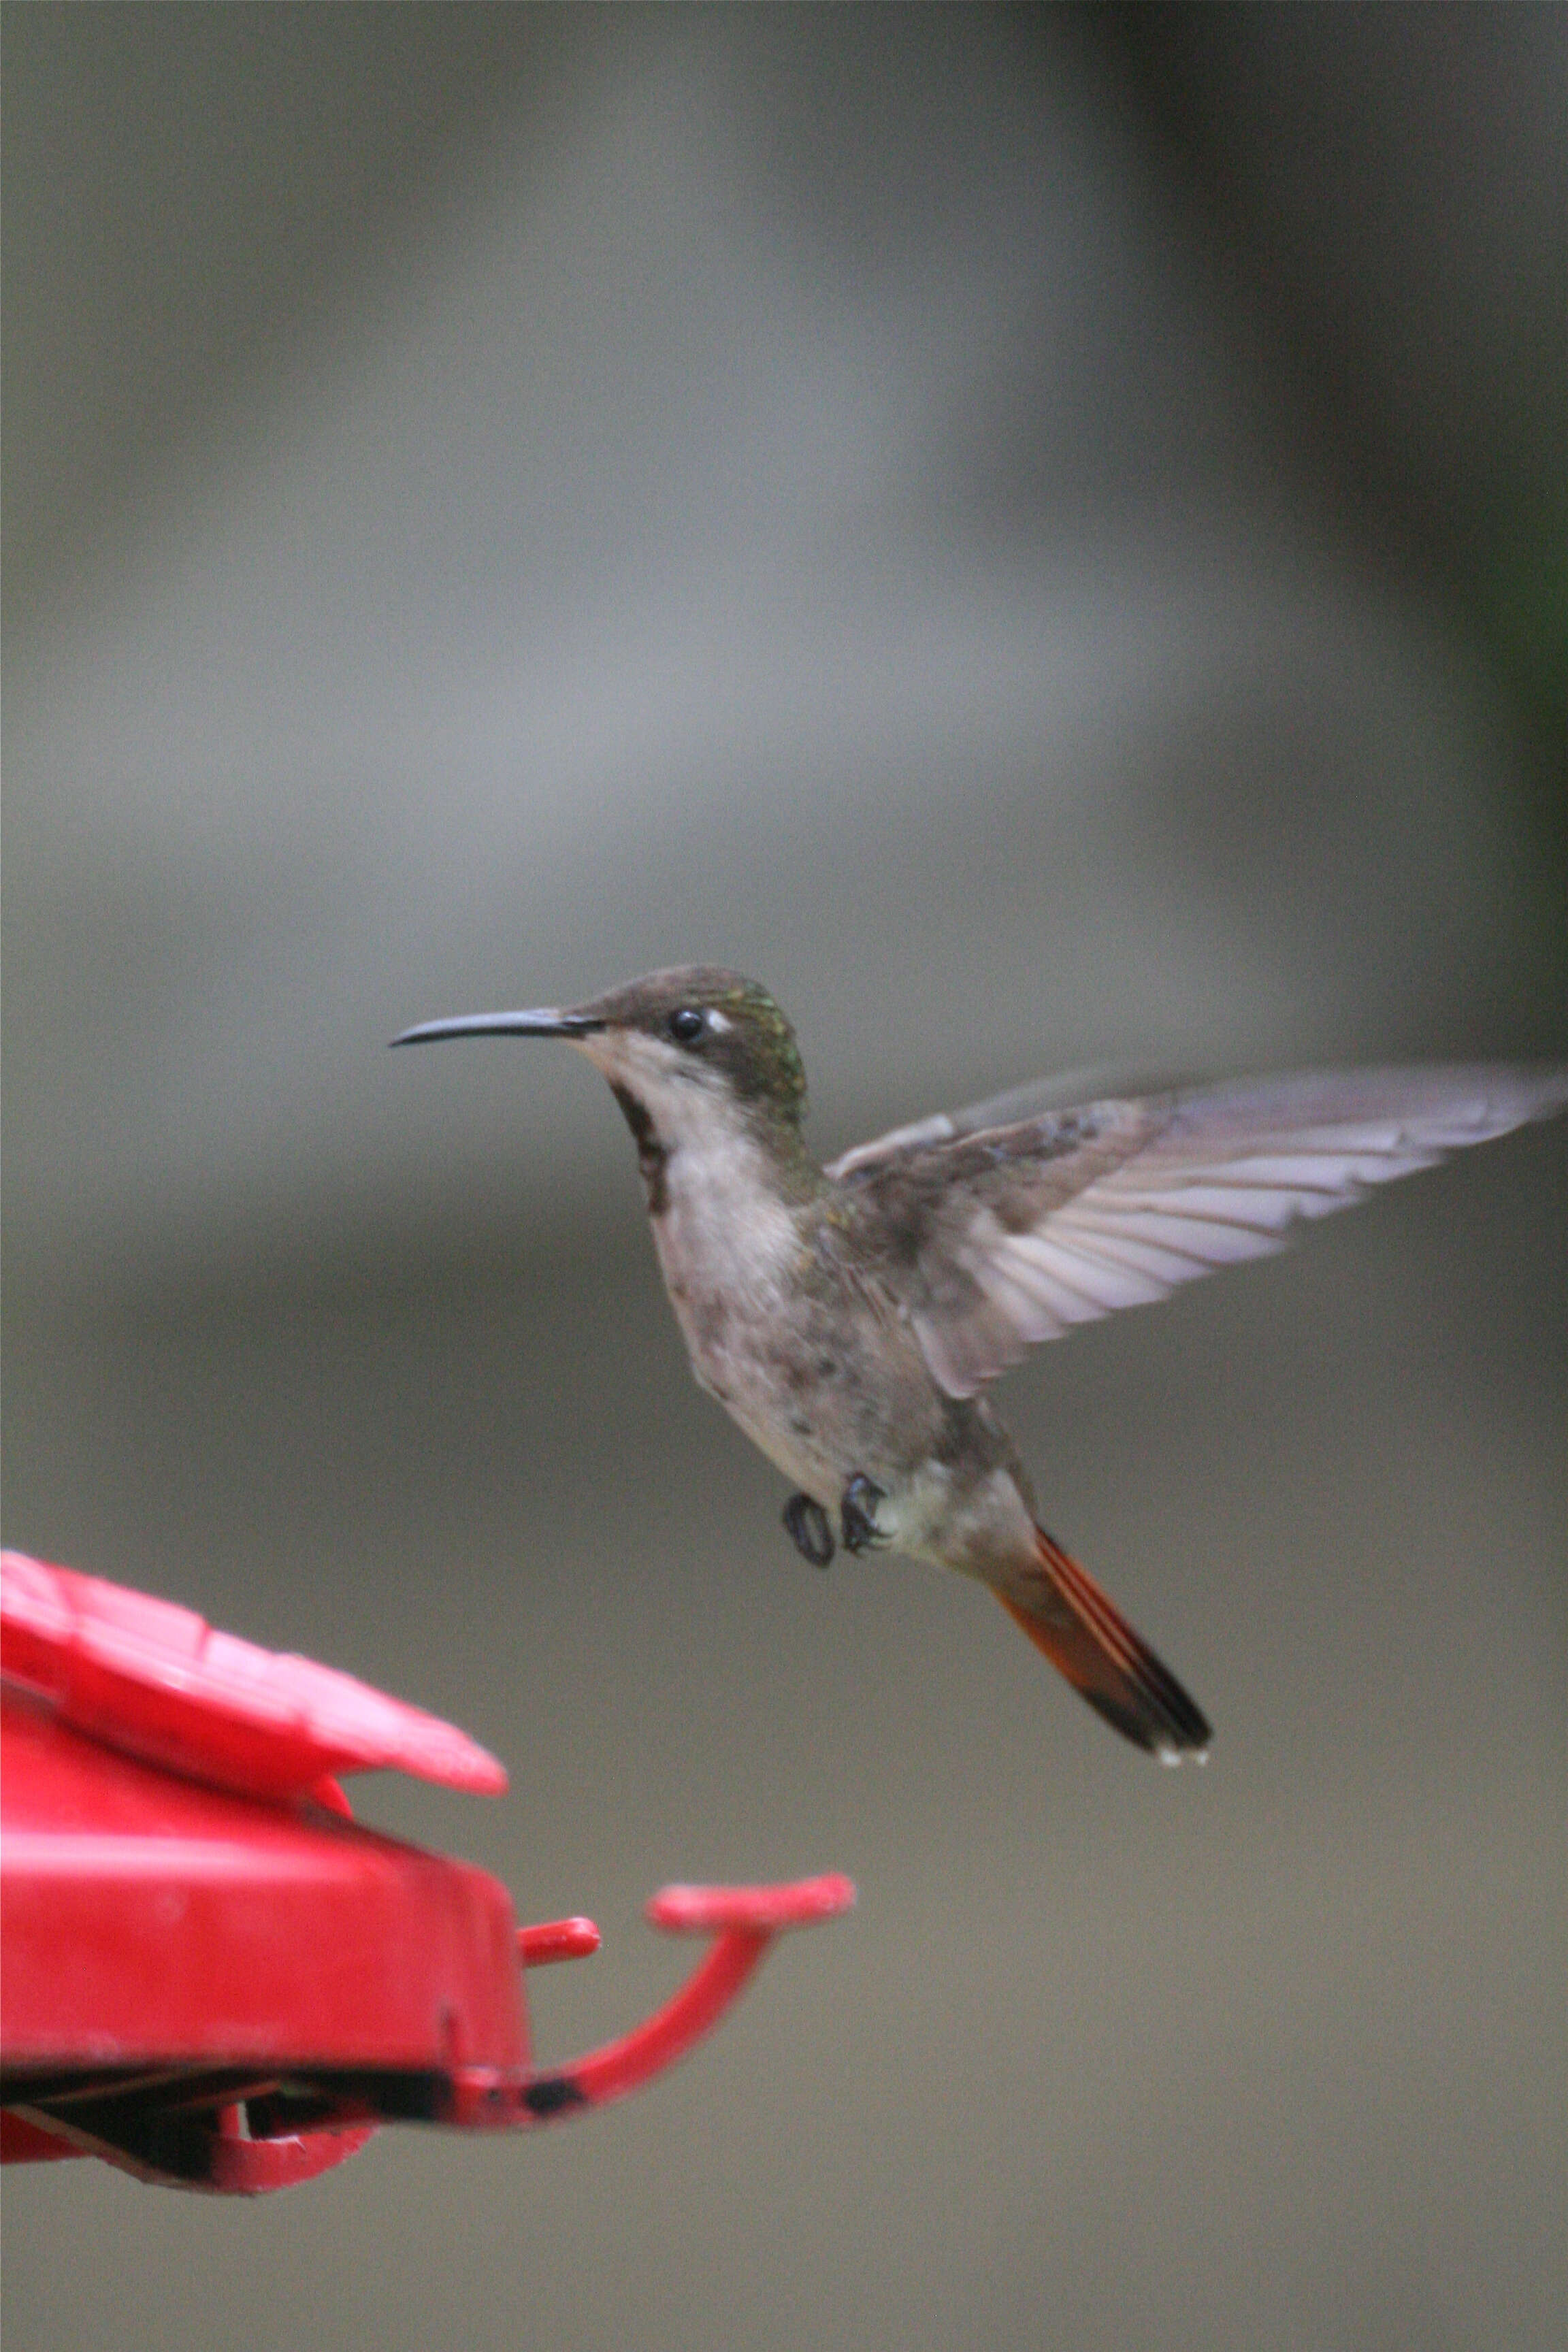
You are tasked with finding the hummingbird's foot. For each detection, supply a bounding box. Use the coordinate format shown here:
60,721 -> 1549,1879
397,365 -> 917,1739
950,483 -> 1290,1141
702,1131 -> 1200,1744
782,1492 -> 836,1569
840,1473 -> 889,1555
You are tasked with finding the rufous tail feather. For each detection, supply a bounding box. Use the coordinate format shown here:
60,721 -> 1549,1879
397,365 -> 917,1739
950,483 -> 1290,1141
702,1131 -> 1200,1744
996,1526 -> 1211,1764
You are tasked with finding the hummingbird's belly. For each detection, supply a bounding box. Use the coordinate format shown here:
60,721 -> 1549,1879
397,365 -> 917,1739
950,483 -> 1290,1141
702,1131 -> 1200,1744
661,1258 -> 954,1512
665,1254 -> 1035,1575
656,1245 -> 906,1500
675,1297 -> 872,1500
710,1358 -> 1032,1582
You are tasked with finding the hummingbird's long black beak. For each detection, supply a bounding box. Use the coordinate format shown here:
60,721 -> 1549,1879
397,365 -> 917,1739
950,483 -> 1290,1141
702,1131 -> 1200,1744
390,1009 -> 606,1047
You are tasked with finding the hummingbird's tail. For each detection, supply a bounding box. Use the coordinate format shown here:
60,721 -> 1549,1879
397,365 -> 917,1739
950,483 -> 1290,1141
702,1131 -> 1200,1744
996,1526 -> 1212,1765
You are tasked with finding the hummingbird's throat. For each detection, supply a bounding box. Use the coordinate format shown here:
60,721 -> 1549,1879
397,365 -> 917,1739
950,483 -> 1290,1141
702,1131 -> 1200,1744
608,1083 -> 670,1215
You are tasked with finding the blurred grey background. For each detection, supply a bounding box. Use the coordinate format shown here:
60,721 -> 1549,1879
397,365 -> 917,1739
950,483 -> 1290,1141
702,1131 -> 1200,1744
3,7 -> 1564,2349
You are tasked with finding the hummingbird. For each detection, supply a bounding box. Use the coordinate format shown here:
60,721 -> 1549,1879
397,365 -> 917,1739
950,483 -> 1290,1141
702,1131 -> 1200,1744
393,968 -> 1567,1764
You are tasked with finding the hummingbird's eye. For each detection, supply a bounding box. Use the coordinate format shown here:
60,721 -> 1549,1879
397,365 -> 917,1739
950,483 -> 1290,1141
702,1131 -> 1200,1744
668,1007 -> 706,1045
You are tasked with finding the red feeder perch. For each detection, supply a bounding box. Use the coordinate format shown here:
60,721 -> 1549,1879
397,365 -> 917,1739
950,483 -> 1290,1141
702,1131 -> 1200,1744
0,1550 -> 853,2194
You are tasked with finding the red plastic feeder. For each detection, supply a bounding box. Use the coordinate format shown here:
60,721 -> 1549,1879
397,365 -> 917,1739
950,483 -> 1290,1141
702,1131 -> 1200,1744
0,1550 -> 853,2194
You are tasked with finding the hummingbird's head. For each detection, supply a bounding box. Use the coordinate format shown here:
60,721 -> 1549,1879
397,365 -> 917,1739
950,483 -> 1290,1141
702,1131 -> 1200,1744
566,968 -> 808,1126
393,966 -> 809,1149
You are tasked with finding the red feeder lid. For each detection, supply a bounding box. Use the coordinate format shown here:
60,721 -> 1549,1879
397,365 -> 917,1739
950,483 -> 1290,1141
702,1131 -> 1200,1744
0,1551 -> 506,1802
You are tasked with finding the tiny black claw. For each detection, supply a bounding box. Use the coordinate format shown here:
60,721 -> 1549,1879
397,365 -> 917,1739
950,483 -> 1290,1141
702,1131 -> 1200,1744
783,1492 -> 836,1568
840,1473 -> 888,1555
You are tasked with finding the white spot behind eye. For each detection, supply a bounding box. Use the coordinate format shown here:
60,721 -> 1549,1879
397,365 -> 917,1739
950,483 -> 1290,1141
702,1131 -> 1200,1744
705,1009 -> 732,1034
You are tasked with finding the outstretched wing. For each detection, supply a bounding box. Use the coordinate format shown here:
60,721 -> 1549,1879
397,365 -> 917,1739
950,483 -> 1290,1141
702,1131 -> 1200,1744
826,1066 -> 1568,1400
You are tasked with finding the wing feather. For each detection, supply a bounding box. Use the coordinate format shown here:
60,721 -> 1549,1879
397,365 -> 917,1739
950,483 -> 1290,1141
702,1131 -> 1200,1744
831,1065 -> 1568,1398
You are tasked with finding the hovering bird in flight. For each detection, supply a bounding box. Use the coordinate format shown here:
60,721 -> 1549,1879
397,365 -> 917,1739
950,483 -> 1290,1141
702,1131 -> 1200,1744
395,970 -> 1566,1763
